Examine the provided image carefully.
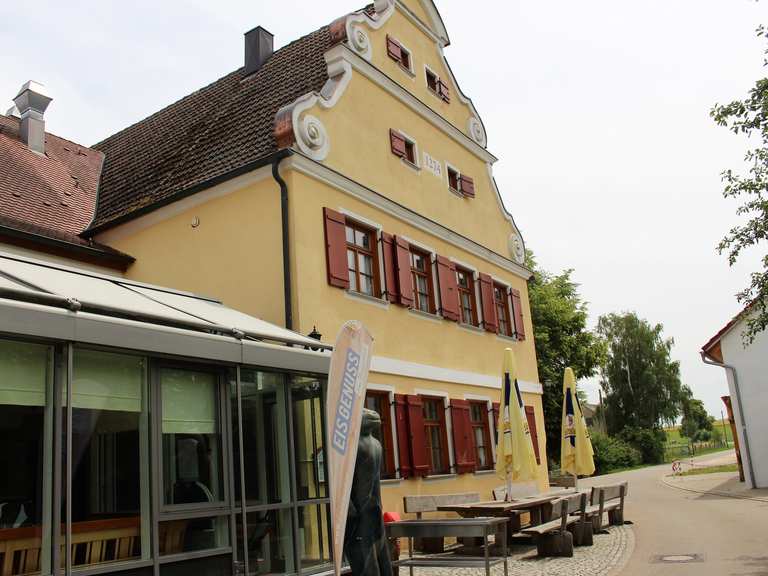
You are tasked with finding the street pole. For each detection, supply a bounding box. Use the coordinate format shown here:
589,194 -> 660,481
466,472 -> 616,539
721,409 -> 727,447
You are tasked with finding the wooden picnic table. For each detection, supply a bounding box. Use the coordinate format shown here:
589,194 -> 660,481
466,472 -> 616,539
437,495 -> 562,544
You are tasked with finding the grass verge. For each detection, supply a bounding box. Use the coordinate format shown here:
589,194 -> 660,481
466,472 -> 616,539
676,464 -> 738,477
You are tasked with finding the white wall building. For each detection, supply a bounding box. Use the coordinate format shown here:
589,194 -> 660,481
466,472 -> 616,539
702,307 -> 768,489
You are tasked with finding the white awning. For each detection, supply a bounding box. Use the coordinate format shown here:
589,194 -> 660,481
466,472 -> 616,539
0,252 -> 331,372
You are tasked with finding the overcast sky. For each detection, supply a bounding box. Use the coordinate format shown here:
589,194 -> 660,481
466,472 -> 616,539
1,1 -> 765,417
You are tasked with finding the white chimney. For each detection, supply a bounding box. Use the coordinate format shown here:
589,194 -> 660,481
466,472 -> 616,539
13,81 -> 52,155
5,105 -> 20,118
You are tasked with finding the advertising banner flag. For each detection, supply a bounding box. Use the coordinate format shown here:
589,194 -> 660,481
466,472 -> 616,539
560,367 -> 595,480
326,321 -> 374,576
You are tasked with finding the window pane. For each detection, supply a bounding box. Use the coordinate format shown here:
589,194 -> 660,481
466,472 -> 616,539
354,230 -> 370,250
0,340 -> 52,576
160,554 -> 231,576
236,370 -> 291,506
161,368 -> 223,505
237,509 -> 294,575
475,428 -> 487,469
345,226 -> 354,244
159,516 -> 229,555
298,504 -> 331,572
70,349 -> 148,567
291,376 -> 327,501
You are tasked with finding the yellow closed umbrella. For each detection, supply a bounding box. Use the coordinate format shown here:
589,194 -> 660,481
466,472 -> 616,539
496,348 -> 539,500
561,367 -> 595,487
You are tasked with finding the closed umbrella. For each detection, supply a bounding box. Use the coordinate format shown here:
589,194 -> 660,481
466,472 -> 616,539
560,367 -> 595,489
495,348 -> 539,500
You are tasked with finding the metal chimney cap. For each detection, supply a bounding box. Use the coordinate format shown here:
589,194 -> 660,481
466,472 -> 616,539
13,81 -> 52,115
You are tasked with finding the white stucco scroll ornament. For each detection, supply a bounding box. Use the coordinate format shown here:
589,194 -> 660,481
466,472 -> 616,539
296,114 -> 330,161
509,232 -> 525,265
468,118 -> 487,148
349,26 -> 372,60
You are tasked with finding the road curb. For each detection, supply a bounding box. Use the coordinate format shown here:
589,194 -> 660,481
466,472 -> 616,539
660,475 -> 768,503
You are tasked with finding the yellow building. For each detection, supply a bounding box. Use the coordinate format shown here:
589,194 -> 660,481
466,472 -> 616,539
86,0 -> 548,551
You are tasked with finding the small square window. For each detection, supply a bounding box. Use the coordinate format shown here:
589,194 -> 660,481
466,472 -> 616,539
403,139 -> 416,165
426,69 -> 438,93
447,167 -> 460,191
400,47 -> 412,71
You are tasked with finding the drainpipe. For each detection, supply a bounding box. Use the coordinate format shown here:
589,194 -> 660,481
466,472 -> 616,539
700,351 -> 757,488
272,151 -> 293,331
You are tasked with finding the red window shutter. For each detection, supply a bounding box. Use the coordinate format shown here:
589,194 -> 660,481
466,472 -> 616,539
511,288 -> 526,341
491,402 -> 500,449
380,232 -> 399,303
389,129 -> 407,158
438,79 -> 450,103
479,273 -> 498,333
436,255 -> 459,322
450,399 -> 476,474
394,394 -> 412,479
386,35 -> 402,62
459,175 -> 475,198
323,207 -> 349,289
406,395 -> 429,477
394,236 -> 414,308
525,405 -> 541,465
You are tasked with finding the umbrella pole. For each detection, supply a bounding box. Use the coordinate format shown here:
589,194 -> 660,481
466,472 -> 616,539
506,473 -> 513,502
572,472 -> 579,492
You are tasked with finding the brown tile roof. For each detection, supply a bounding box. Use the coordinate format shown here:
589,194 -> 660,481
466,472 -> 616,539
89,25 -> 335,233
0,114 -> 102,236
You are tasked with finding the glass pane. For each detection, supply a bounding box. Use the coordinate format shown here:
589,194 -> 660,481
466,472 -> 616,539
346,250 -> 356,272
359,274 -> 373,297
298,504 -> 331,572
470,403 -> 482,422
160,554 -> 231,576
358,254 -> 373,277
161,368 -> 223,505
237,371 -> 291,506
354,230 -> 370,250
0,340 -> 52,576
159,516 -> 229,555
70,349 -> 148,567
291,376 -> 327,501
237,509 -> 294,575
475,428 -> 488,469
345,226 -> 354,244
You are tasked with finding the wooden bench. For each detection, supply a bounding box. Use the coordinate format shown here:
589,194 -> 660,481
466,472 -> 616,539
520,493 -> 588,557
403,493 -> 480,553
585,482 -> 628,532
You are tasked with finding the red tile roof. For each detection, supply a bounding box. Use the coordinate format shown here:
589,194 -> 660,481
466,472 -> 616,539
89,25 -> 334,233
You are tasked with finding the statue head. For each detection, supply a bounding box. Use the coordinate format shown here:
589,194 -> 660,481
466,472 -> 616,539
360,408 -> 382,437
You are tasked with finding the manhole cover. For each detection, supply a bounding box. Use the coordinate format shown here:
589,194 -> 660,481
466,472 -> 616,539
652,554 -> 704,564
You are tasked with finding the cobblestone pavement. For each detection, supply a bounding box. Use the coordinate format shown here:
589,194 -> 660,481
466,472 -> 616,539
400,525 -> 634,576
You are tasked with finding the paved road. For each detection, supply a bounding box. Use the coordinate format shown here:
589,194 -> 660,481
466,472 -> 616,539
580,451 -> 768,576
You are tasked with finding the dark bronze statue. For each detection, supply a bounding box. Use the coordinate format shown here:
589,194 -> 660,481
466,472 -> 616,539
344,409 -> 393,576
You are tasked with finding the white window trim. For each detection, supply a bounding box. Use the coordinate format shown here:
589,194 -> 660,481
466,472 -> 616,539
398,235 -> 437,257
464,394 -> 496,467
367,383 -> 400,479
424,64 -> 444,101
396,129 -> 421,171
338,208 -> 383,232
344,289 -> 389,309
449,257 -> 478,278
415,388 -> 455,474
444,162 -> 464,197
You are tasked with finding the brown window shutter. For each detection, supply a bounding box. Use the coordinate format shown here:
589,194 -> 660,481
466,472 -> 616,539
406,395 -> 429,477
491,402 -> 500,448
511,288 -> 526,340
394,236 -> 414,307
525,405 -> 541,465
459,175 -> 475,198
380,232 -> 399,303
438,79 -> 450,103
436,255 -> 459,321
386,35 -> 402,62
389,129 -> 407,158
323,207 -> 349,289
394,394 -> 412,479
479,273 -> 498,333
450,399 -> 476,474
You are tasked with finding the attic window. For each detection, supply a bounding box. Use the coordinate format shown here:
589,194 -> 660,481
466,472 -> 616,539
447,167 -> 460,192
386,35 -> 413,73
425,68 -> 450,103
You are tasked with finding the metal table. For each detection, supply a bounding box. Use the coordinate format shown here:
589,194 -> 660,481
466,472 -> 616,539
387,517 -> 509,576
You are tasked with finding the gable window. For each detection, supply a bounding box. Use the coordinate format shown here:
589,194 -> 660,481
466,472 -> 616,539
410,248 -> 435,313
494,283 -> 512,337
345,220 -> 379,297
365,391 -> 396,479
446,166 -> 475,198
386,35 -> 412,73
422,397 -> 449,475
469,401 -> 492,470
425,67 -> 450,103
456,268 -> 477,326
389,129 -> 417,166
447,166 -> 460,192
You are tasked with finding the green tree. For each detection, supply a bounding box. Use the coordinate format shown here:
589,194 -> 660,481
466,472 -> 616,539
596,312 -> 685,434
526,253 -> 606,464
680,387 -> 714,440
711,25 -> 768,344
